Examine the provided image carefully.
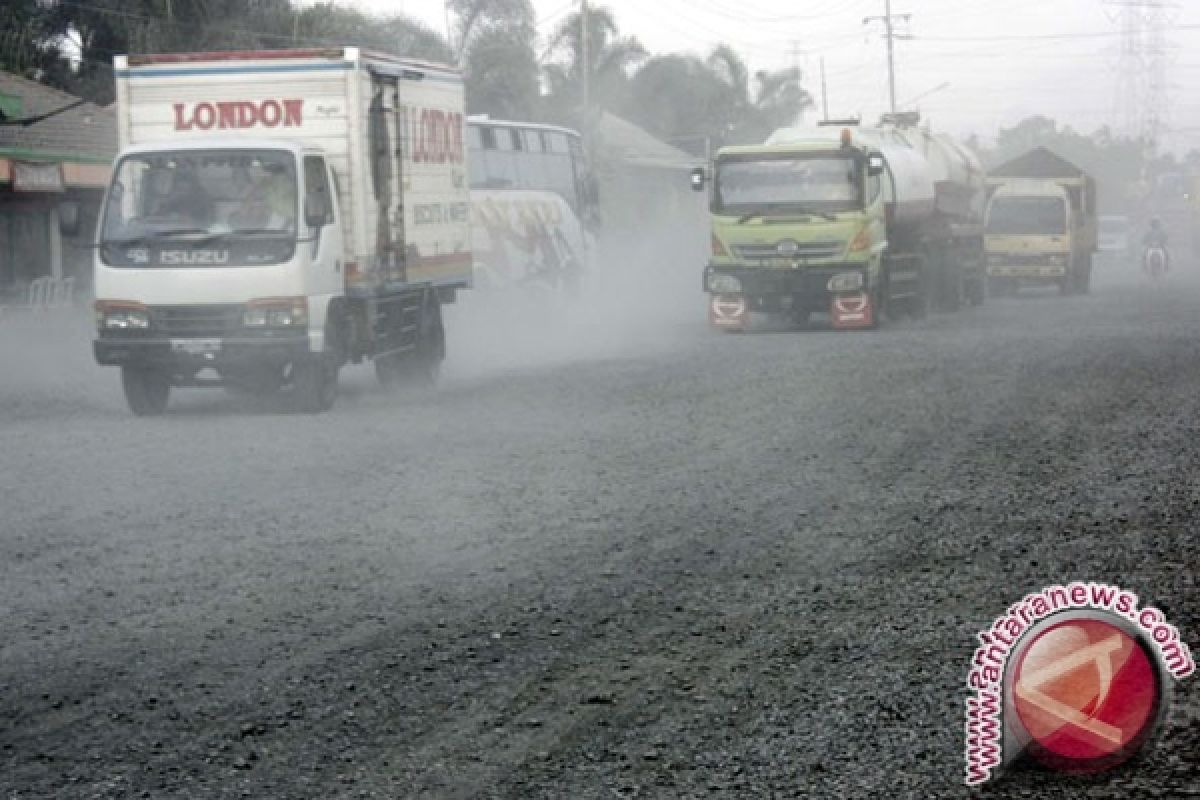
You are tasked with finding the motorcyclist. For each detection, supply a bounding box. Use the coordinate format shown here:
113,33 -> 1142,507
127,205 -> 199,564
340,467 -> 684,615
1143,217 -> 1170,271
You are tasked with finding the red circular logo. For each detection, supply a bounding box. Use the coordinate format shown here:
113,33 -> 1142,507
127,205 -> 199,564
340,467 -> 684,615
1012,617 -> 1161,773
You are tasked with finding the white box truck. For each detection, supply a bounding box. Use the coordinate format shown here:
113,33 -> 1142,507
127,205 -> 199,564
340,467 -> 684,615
92,47 -> 472,414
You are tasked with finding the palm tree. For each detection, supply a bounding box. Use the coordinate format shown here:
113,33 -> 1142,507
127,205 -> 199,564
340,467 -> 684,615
542,5 -> 646,124
704,45 -> 811,143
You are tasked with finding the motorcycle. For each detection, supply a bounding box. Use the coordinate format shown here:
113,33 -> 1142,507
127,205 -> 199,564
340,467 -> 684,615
1143,245 -> 1168,281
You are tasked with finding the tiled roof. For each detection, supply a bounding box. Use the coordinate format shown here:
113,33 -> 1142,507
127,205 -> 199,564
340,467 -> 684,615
0,71 -> 116,162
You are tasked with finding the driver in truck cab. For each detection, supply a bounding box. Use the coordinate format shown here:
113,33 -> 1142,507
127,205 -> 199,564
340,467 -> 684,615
230,169 -> 296,232
154,168 -> 213,224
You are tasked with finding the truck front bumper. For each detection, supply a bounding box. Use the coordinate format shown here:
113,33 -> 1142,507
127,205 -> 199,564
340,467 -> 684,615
703,264 -> 869,313
94,335 -> 311,374
987,264 -> 1067,279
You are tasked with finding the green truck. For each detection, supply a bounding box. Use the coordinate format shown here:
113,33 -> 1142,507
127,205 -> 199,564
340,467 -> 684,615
691,114 -> 987,331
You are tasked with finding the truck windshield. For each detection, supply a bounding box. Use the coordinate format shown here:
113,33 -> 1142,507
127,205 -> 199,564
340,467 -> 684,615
100,149 -> 298,267
986,196 -> 1066,236
714,155 -> 861,214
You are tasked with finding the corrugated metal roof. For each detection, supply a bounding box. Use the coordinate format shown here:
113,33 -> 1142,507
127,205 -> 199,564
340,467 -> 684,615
0,71 -> 116,162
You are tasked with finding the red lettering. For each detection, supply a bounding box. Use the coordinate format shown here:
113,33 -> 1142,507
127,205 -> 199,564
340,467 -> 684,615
452,113 -> 464,163
441,112 -> 452,164
260,100 -> 281,127
283,99 -> 303,127
193,102 -> 216,130
171,99 -> 303,131
236,101 -> 258,128
173,103 -> 192,131
217,101 -> 237,129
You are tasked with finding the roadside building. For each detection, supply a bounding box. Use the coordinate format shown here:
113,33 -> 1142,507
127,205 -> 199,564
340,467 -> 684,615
591,112 -> 708,281
0,72 -> 115,305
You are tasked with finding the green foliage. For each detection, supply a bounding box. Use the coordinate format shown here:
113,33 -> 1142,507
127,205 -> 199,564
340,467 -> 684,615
450,0 -> 539,120
625,46 -> 812,154
542,5 -> 647,127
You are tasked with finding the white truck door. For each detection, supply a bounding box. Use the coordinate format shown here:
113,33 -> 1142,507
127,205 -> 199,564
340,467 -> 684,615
303,154 -> 345,352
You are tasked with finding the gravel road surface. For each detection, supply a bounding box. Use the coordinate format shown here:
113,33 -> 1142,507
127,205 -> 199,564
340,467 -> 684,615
1,267 -> 1197,798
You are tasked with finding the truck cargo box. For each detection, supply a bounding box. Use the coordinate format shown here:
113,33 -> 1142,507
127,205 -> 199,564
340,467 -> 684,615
113,47 -> 472,291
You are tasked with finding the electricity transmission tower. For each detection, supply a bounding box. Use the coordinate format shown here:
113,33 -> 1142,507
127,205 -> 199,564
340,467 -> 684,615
1106,0 -> 1174,150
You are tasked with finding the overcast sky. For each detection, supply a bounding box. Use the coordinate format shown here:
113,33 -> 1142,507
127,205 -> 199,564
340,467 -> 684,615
353,0 -> 1200,151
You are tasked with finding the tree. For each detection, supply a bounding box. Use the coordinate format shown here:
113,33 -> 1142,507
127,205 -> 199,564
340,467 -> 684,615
449,0 -> 538,119
16,1 -> 450,104
623,44 -> 811,153
625,54 -> 733,152
0,1 -> 66,82
542,5 -> 647,126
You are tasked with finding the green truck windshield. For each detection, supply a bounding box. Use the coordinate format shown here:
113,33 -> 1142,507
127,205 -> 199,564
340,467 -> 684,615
986,196 -> 1066,236
715,156 -> 861,213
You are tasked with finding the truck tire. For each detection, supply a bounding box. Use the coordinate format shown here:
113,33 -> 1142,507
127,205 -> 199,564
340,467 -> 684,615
121,366 -> 170,416
291,356 -> 338,413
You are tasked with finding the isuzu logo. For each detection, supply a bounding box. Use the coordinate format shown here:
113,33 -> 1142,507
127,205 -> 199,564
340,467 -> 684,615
173,99 -> 303,131
159,250 -> 231,265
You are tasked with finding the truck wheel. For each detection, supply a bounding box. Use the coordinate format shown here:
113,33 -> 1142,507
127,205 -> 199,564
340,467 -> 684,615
121,366 -> 170,416
291,356 -> 337,413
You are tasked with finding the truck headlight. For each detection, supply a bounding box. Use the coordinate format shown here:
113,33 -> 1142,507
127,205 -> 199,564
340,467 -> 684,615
244,297 -> 308,328
708,273 -> 742,294
827,271 -> 865,293
95,300 -> 149,331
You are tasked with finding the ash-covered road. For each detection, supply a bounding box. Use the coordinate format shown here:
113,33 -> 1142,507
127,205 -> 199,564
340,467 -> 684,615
1,270 -> 1198,798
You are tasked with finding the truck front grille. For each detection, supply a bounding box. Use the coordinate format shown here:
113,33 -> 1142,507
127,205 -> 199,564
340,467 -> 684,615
150,305 -> 243,337
733,241 -> 843,261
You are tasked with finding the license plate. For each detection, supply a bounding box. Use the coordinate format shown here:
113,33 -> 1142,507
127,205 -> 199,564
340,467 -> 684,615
171,338 -> 221,356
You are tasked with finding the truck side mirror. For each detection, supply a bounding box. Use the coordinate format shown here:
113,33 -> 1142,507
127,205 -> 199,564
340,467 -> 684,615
305,193 -> 328,228
690,167 -> 706,192
867,154 -> 886,177
58,201 -> 81,237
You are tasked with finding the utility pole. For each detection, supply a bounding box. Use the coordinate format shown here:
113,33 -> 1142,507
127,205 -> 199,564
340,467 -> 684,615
863,0 -> 912,115
581,0 -> 590,129
820,57 -> 830,120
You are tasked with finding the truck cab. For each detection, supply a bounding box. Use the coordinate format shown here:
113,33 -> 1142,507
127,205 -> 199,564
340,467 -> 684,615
984,181 -> 1074,293
695,129 -> 889,330
94,139 -> 346,412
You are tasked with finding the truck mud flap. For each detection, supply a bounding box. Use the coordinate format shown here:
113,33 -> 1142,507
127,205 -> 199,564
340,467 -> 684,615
830,292 -> 875,330
709,294 -> 747,331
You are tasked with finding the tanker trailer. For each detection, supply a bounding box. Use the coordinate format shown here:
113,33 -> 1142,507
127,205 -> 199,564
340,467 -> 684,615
880,114 -> 987,309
